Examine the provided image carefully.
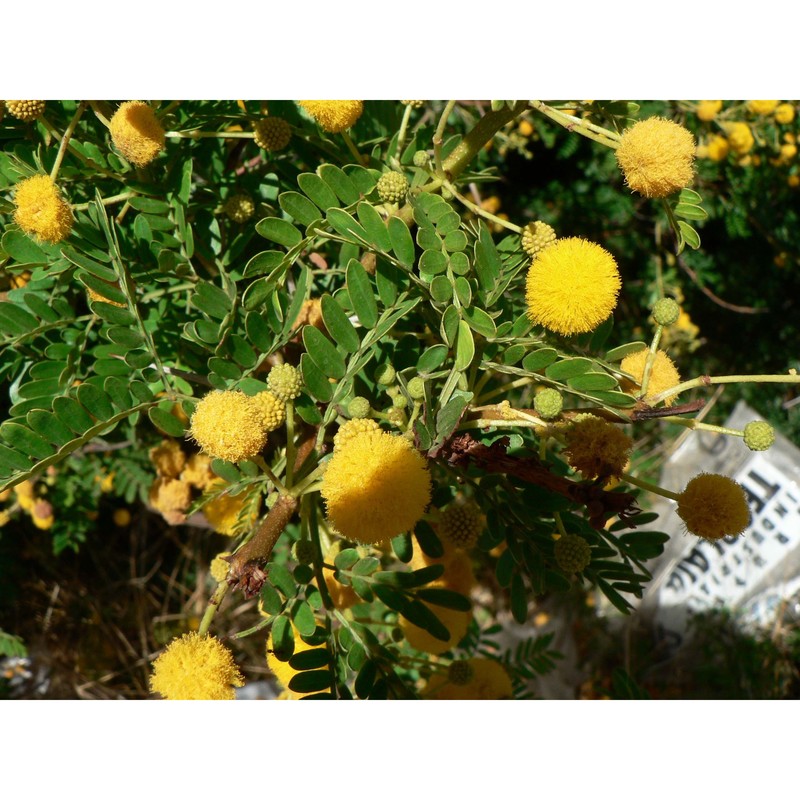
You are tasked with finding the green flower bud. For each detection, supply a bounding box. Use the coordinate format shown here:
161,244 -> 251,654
412,150 -> 430,167
448,660 -> 475,686
386,406 -> 406,427
554,534 -> 591,574
534,388 -> 563,420
441,188 -> 453,201
652,297 -> 681,327
439,500 -> 484,548
374,363 -> 396,385
292,539 -> 316,565
267,363 -> 303,401
743,420 -> 775,451
407,377 -> 425,400
348,396 -> 372,419
392,394 -> 408,410
377,171 -> 409,203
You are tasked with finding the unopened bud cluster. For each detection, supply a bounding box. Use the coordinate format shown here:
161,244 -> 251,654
377,171 -> 409,203
521,220 -> 556,258
554,534 -> 592,574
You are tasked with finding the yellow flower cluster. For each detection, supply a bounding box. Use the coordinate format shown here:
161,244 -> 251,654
619,348 -> 682,407
202,479 -> 258,536
525,237 -> 621,336
189,390 -> 269,463
695,100 -> 723,122
6,100 -> 46,121
253,117 -> 292,151
676,473 -> 750,540
13,175 -> 73,244
298,101 -> 363,133
109,101 -> 165,167
616,117 -> 696,198
321,427 -> 431,544
150,632 -> 244,700
562,416 -> 633,481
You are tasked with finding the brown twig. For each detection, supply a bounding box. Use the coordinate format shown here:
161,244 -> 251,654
677,253 -> 767,314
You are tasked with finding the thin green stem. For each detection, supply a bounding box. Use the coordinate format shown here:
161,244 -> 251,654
622,472 -> 681,502
165,130 -> 255,139
477,375 -> 534,404
529,101 -> 621,148
458,418 -> 547,432
50,101 -> 86,182
433,100 -> 458,179
639,325 -> 664,399
289,467 -> 324,499
307,495 -> 335,612
71,192 -> 135,212
198,581 -> 229,637
396,103 -> 414,159
554,511 -> 568,538
649,372 -> 800,406
442,177 -> 522,234
662,418 -> 745,437
340,131 -> 364,165
39,117 -> 122,183
253,455 -> 287,494
285,401 -> 296,490
88,101 -> 111,128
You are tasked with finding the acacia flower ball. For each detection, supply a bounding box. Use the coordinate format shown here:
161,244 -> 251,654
320,429 -> 431,544
563,416 -> 633,481
6,100 -> 46,121
619,348 -> 681,407
616,117 -> 696,198
525,237 -> 621,336
774,103 -> 795,125
13,175 -> 73,244
253,117 -> 292,152
298,101 -> 364,133
439,499 -> 485,548
109,101 -> 165,167
726,122 -> 754,155
189,390 -> 268,463
696,100 -> 723,122
150,632 -> 244,700
267,363 -> 303,401
676,473 -> 750,540
747,100 -> 779,115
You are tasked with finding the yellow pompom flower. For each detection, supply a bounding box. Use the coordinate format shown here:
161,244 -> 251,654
189,390 -> 268,463
616,117 -> 696,198
13,175 -> 73,244
149,439 -> 187,479
31,499 -> 54,531
726,122 -> 755,155
704,134 -> 730,162
109,101 -> 165,167
180,452 -> 216,491
562,416 -> 633,481
13,480 -> 36,512
210,551 -> 232,583
150,632 -> 244,700
113,508 -> 131,527
298,101 -> 364,133
427,658 -> 513,700
619,348 -> 682,407
321,429 -> 431,544
696,100 -> 723,122
676,473 -> 750,540
774,103 -> 795,125
149,477 -> 192,525
525,237 -> 621,336
6,100 -> 46,121
747,100 -> 779,115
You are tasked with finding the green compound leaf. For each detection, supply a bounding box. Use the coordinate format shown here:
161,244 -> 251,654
346,259 -> 379,329
255,217 -> 303,248
290,599 -> 318,637
400,600 -> 450,642
25,410 -> 74,448
463,306 -> 496,339
270,616 -> 295,662
388,217 -> 415,266
260,582 -> 284,616
522,348 -> 558,372
148,406 -> 186,438
415,588 -> 471,611
320,295 -> 359,354
0,422 -> 54,460
297,172 -> 340,211
289,648 -> 331,672
318,164 -> 360,205
326,208 -> 368,241
302,325 -> 346,380
278,191 -> 322,227
333,548 -> 360,571
417,344 -> 448,374
454,320 -> 475,371
605,342 -> 647,362
674,203 -> 708,221
545,357 -> 593,381
567,372 -> 619,391
677,220 -> 701,250
356,202 -> 392,252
